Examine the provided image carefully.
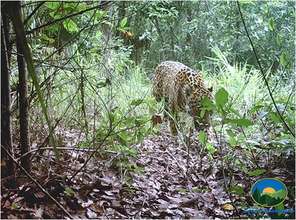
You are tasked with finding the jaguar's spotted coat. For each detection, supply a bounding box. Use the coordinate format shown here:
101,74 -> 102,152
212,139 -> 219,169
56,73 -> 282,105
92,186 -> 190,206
152,61 -> 212,134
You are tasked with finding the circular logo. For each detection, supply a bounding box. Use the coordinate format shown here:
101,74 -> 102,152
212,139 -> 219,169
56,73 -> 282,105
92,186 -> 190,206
251,178 -> 288,207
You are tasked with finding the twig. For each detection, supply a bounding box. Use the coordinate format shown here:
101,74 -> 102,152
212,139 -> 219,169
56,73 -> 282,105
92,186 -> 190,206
23,2 -> 45,25
26,2 -> 110,35
282,83 -> 295,115
18,147 -> 96,160
237,1 -> 295,137
214,124 -> 240,217
69,87 -> 151,181
1,146 -> 73,219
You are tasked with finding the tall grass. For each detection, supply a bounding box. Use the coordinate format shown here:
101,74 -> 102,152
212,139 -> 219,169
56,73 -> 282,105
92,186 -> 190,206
204,47 -> 266,114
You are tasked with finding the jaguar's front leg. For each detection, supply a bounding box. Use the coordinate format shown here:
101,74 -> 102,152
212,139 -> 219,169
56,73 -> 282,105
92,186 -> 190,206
163,97 -> 169,120
168,103 -> 178,135
191,106 -> 200,131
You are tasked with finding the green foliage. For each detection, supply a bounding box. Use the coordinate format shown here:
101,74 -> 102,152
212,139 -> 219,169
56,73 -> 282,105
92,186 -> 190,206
215,88 -> 229,110
247,168 -> 266,177
119,17 -> 128,28
226,118 -> 253,127
229,185 -> 244,196
197,131 -> 207,146
206,143 -> 217,155
63,19 -> 78,33
16,1 -> 294,181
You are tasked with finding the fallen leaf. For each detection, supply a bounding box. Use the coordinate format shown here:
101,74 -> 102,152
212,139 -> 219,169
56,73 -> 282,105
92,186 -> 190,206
222,203 -> 235,211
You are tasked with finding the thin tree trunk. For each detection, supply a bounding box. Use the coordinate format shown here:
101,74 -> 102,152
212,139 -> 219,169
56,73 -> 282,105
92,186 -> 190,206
79,65 -> 88,133
1,10 -> 16,183
16,35 -> 31,172
8,1 -> 31,172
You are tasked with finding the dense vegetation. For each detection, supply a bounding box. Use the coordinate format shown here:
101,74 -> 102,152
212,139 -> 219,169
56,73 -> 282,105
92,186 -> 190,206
1,1 -> 295,219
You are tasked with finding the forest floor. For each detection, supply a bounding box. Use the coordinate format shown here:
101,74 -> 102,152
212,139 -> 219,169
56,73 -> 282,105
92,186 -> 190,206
1,126 -> 294,219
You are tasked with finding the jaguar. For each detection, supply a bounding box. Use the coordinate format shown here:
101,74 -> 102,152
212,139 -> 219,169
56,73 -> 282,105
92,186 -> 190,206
152,61 -> 212,135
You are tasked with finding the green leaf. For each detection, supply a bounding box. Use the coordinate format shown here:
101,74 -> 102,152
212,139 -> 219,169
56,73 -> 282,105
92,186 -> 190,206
46,2 -> 60,10
95,10 -> 106,20
215,88 -> 228,108
64,187 -> 75,197
229,185 -> 244,196
201,96 -> 214,110
63,19 -> 78,33
109,112 -> 116,123
120,17 -> 128,28
96,81 -> 107,88
118,132 -> 129,145
11,202 -> 19,209
130,99 -> 143,106
280,52 -> 287,67
247,168 -> 266,177
198,131 -> 207,146
268,18 -> 275,31
226,118 -> 253,127
49,11 -> 62,19
235,118 -> 253,127
269,112 -> 281,123
206,143 -> 217,154
77,3 -> 87,11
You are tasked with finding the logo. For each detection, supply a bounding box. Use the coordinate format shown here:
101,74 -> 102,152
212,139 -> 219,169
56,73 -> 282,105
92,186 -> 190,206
251,178 -> 288,207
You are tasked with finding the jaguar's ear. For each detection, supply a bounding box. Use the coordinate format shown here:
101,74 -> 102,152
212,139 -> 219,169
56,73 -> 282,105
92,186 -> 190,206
208,86 -> 213,92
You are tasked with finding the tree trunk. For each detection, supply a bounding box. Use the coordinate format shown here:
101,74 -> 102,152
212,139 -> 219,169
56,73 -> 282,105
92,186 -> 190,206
7,1 -> 31,172
1,7 -> 16,183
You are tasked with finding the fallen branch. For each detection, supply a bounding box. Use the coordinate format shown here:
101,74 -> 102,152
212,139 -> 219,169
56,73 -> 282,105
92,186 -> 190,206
18,147 -> 96,161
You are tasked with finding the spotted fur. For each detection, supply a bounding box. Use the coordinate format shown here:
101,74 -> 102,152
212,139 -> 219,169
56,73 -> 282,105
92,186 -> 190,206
152,61 -> 212,134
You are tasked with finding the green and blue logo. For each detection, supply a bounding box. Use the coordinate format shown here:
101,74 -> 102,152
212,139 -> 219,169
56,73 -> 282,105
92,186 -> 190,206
251,178 -> 288,207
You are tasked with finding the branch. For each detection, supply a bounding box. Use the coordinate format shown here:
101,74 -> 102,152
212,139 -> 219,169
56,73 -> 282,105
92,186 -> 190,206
236,1 -> 295,137
26,2 -> 111,35
1,146 -> 73,219
18,147 -> 96,160
23,2 -> 45,25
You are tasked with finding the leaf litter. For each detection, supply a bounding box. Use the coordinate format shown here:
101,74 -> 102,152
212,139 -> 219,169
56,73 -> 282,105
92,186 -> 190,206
1,127 -> 294,219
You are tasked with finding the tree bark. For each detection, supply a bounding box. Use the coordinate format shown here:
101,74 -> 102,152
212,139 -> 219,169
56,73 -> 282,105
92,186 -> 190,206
7,1 -> 31,172
1,7 -> 16,183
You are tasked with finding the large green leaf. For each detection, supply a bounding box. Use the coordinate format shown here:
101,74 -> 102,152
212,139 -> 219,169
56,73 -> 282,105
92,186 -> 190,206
268,18 -> 275,31
215,88 -> 228,108
63,19 -> 78,33
120,17 -> 128,28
